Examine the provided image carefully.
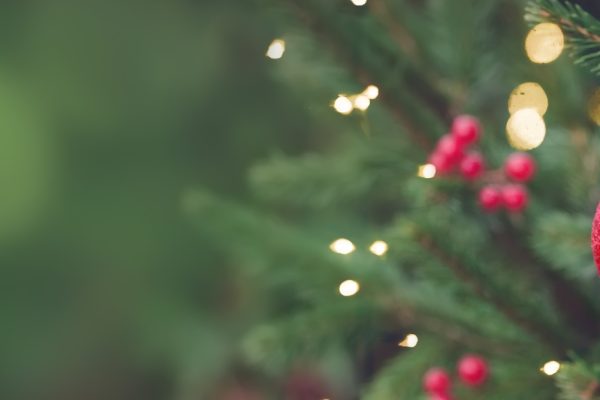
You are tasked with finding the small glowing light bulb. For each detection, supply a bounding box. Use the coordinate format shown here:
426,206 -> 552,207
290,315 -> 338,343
333,96 -> 354,115
351,0 -> 367,6
541,360 -> 561,376
339,280 -> 360,296
353,94 -> 371,111
588,88 -> 600,125
418,163 -> 437,179
525,23 -> 564,64
508,82 -> 548,116
369,240 -> 389,256
330,238 -> 356,255
266,39 -> 286,60
506,108 -> 546,150
363,85 -> 379,100
399,334 -> 419,348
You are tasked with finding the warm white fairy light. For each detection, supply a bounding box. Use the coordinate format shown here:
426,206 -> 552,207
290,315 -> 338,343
330,238 -> 356,255
508,82 -> 548,116
266,39 -> 286,60
351,0 -> 368,6
333,95 -> 354,115
506,108 -> 546,150
363,85 -> 379,100
398,333 -> 419,348
369,240 -> 389,256
353,94 -> 371,111
418,163 -> 437,179
525,23 -> 564,64
339,279 -> 360,296
541,360 -> 561,376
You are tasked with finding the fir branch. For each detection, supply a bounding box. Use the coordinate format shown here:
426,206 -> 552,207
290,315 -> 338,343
526,0 -> 600,74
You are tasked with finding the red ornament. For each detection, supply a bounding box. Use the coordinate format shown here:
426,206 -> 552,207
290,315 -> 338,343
478,186 -> 502,212
591,203 -> 600,275
459,152 -> 485,180
457,355 -> 489,386
436,134 -> 464,163
429,151 -> 453,174
451,115 -> 481,146
505,153 -> 536,182
502,184 -> 528,212
423,368 -> 451,395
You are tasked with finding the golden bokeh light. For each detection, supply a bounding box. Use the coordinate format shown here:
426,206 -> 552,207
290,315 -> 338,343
266,39 -> 286,60
339,280 -> 360,296
333,95 -> 354,115
541,360 -> 561,376
399,333 -> 419,348
588,88 -> 600,125
369,240 -> 389,256
508,82 -> 548,116
525,23 -> 564,64
418,163 -> 437,179
506,108 -> 546,150
330,238 -> 356,255
353,94 -> 371,111
363,85 -> 379,100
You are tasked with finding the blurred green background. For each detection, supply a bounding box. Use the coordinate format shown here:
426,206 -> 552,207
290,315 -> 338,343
0,1 -> 309,398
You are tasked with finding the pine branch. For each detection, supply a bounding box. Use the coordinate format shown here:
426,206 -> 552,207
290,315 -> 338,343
526,0 -> 600,74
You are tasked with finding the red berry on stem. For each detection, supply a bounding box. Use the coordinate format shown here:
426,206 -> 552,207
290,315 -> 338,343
591,203 -> 600,275
451,115 -> 481,146
458,355 -> 489,386
478,186 -> 502,212
505,152 -> 536,182
429,151 -> 453,174
436,134 -> 464,163
423,368 -> 451,395
460,152 -> 485,180
502,184 -> 528,212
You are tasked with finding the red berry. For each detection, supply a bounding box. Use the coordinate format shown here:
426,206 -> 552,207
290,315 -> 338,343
428,394 -> 454,400
423,368 -> 451,395
502,184 -> 528,212
436,134 -> 464,163
458,355 -> 488,386
505,152 -> 536,182
592,203 -> 600,275
451,115 -> 481,146
478,186 -> 502,212
459,152 -> 485,180
428,151 -> 453,174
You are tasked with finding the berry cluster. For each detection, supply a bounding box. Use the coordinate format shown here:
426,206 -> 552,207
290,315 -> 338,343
423,355 -> 489,399
426,115 -> 536,213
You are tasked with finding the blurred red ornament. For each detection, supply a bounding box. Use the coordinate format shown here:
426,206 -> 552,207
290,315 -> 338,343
478,186 -> 502,212
451,115 -> 481,146
436,134 -> 464,163
423,368 -> 451,395
429,151 -> 453,174
591,203 -> 600,275
502,184 -> 528,212
460,152 -> 485,180
505,152 -> 536,182
457,355 -> 489,386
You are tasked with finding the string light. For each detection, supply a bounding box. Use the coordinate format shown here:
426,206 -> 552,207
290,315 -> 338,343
339,279 -> 360,296
588,88 -> 600,125
353,94 -> 371,111
398,333 -> 419,348
351,0 -> 367,6
525,23 -> 564,64
541,360 -> 561,376
330,238 -> 356,255
363,85 -> 379,100
266,39 -> 286,60
508,82 -> 548,116
506,108 -> 546,150
369,240 -> 389,256
418,163 -> 437,179
333,95 -> 354,115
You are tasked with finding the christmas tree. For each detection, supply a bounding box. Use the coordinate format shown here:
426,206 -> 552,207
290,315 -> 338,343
188,0 -> 600,399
